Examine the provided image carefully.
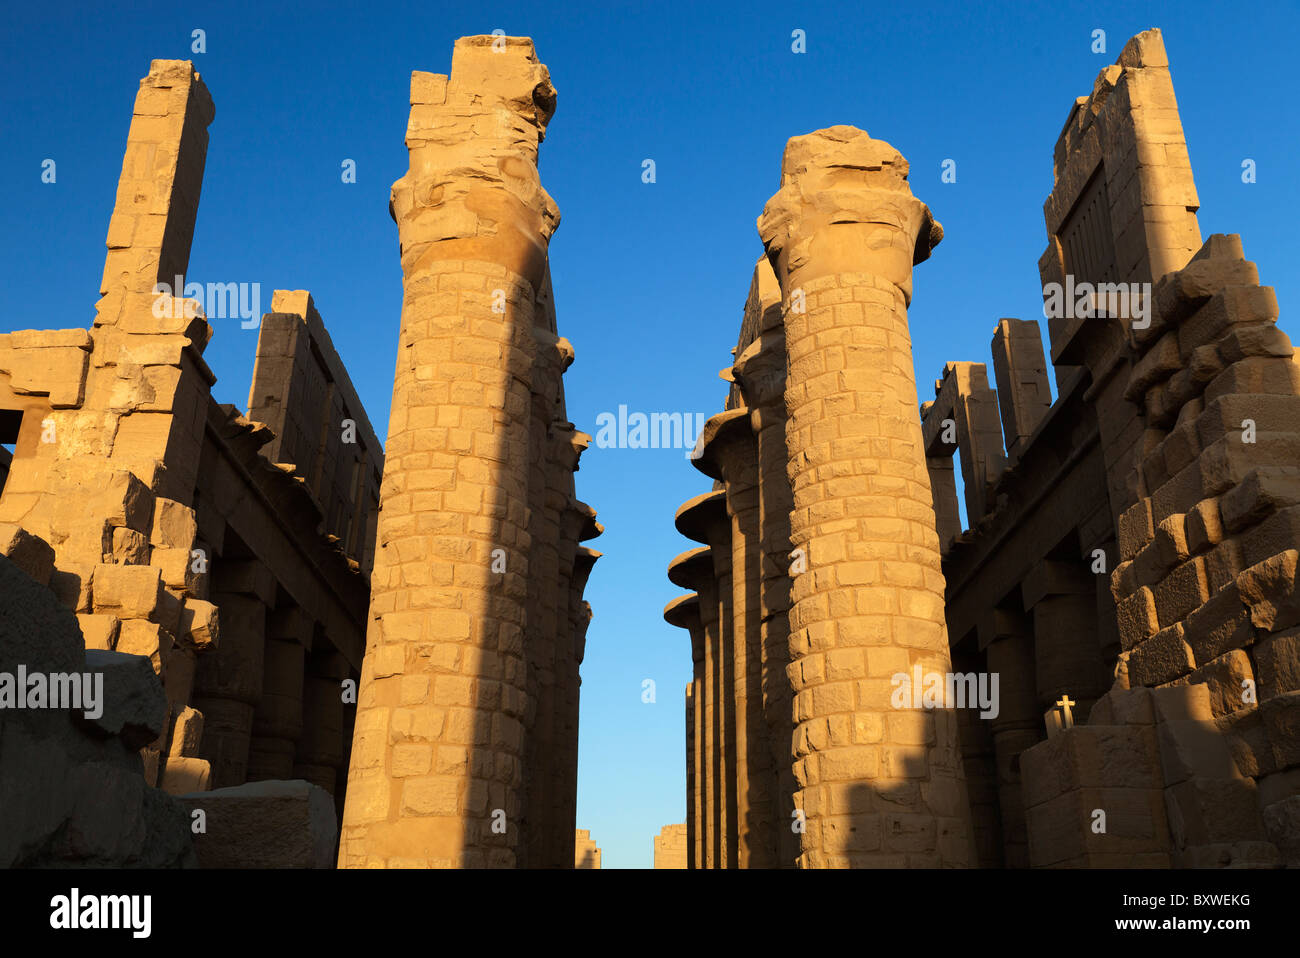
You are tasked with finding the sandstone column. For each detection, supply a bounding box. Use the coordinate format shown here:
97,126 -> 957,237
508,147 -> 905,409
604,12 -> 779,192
669,544 -> 719,866
732,262 -> 799,866
665,591 -> 706,868
757,126 -> 975,867
339,36 -> 560,868
696,409 -> 778,866
676,491 -> 736,866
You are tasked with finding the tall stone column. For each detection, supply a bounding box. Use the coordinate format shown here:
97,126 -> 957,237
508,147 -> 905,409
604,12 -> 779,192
665,589 -> 706,868
521,319 -> 572,869
980,613 -> 1040,869
247,609 -> 307,781
676,491 -> 736,867
757,126 -> 974,868
696,409 -> 777,867
555,495 -> 597,866
193,582 -> 267,789
732,261 -> 799,867
339,36 -> 560,869
295,649 -> 349,799
669,546 -> 717,867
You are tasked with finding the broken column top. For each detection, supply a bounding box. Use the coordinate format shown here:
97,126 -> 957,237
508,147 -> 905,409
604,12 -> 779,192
394,34 -> 559,287
758,125 -> 943,298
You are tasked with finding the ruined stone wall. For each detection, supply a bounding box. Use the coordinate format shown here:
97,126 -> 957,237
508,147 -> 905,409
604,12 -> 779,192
653,822 -> 689,868
574,827 -> 601,868
920,29 -> 1299,867
665,26 -> 1297,870
0,59 -> 377,865
249,290 -> 383,573
337,36 -> 600,869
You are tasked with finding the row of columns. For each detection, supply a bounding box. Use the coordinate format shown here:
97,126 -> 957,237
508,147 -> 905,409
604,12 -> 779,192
194,559 -> 354,803
666,126 -> 977,867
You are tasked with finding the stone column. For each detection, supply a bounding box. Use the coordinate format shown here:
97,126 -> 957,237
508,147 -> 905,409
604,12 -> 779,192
339,36 -> 560,869
676,491 -> 736,867
521,322 -> 572,869
555,494 -> 596,866
194,561 -> 272,789
669,546 -> 717,867
989,318 -> 1052,462
664,591 -> 705,869
1023,561 -> 1109,719
294,648 -> 350,799
978,610 -> 1040,869
696,409 -> 777,867
247,605 -> 309,781
732,262 -> 800,867
757,126 -> 975,867
565,543 -> 600,860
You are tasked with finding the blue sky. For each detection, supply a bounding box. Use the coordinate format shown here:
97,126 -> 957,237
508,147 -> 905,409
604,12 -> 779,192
3,0 -> 1296,867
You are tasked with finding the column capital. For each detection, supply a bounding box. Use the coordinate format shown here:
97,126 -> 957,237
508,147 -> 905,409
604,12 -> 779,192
757,126 -> 942,303
392,38 -> 560,288
692,408 -> 755,484
733,331 -> 786,415
673,490 -> 728,546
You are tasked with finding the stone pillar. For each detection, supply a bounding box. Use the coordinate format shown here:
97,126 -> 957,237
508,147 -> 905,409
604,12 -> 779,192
676,491 -> 736,866
561,540 -> 595,863
521,321 -> 572,869
669,547 -> 717,867
247,605 -> 308,781
339,36 -> 560,869
294,648 -> 349,800
554,495 -> 595,866
664,592 -> 705,869
977,610 -> 1041,869
757,126 -> 974,867
732,263 -> 800,867
696,409 -> 777,866
1023,561 -> 1109,718
925,454 -> 963,550
194,562 -> 271,789
989,318 -> 1052,461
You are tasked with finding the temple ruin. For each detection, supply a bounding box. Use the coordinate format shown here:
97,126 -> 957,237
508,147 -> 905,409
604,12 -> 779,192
666,28 -> 1300,868
0,39 -> 600,869
1,26 -> 1296,872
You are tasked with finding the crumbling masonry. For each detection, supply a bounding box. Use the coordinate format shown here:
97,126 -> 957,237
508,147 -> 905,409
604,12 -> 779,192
0,60 -> 379,866
666,28 -> 1300,868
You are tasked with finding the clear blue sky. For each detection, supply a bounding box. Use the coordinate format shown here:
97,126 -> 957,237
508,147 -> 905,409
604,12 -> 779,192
3,0 -> 1296,867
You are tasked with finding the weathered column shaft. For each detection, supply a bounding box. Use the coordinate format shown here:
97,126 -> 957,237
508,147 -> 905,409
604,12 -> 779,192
193,588 -> 265,789
699,577 -> 720,867
733,266 -> 800,867
339,36 -> 560,869
758,126 -> 975,867
699,409 -> 776,866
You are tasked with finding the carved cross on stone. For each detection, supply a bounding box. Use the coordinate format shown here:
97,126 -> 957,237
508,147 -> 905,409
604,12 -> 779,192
1044,694 -> 1076,739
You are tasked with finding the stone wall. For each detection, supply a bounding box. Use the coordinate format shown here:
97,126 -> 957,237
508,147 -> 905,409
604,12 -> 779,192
0,60 -> 374,865
653,823 -> 688,868
923,29 -> 1298,868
